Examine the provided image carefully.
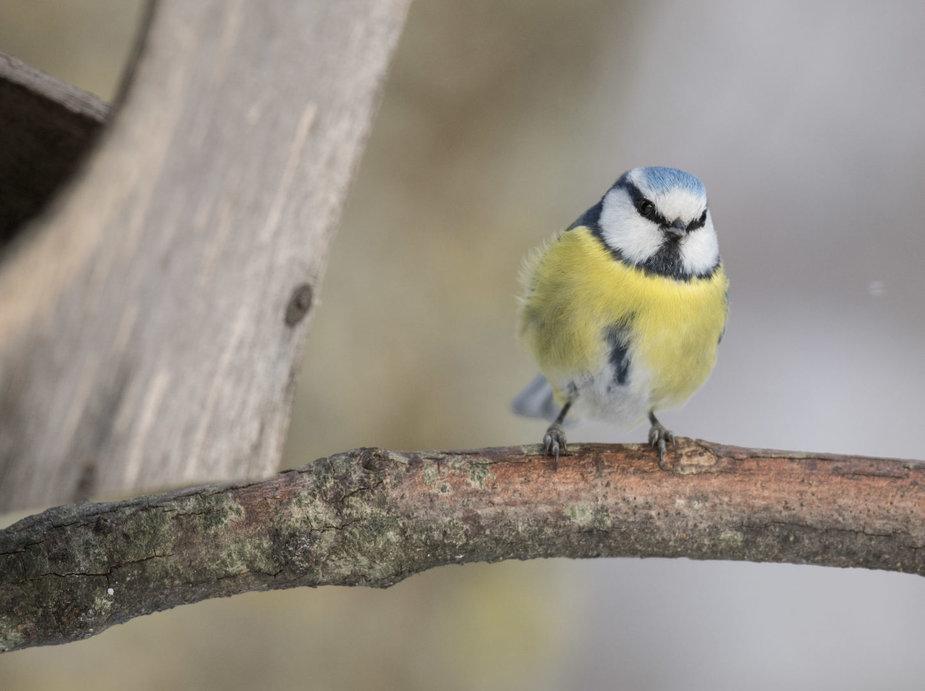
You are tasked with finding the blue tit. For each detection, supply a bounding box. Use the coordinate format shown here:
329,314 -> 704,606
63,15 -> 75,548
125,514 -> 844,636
513,166 -> 728,468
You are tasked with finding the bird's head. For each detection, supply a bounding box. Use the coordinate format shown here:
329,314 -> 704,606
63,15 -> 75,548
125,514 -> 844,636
597,166 -> 719,279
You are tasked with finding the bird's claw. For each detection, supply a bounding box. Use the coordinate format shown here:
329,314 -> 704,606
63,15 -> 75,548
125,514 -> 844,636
543,423 -> 568,470
648,422 -> 675,469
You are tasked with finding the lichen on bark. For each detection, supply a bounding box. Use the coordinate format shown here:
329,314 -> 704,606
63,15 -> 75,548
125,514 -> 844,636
1,440 -> 923,652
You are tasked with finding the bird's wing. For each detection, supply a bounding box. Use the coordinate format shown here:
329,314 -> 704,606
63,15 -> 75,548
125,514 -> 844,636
511,373 -> 560,421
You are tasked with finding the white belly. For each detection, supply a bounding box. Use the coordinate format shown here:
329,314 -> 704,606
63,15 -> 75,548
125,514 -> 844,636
552,355 -> 654,430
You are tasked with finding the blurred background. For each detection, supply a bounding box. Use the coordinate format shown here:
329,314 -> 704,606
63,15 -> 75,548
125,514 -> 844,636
2,0 -> 925,689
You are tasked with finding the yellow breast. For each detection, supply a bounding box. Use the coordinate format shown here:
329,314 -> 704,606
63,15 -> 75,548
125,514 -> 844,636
518,226 -> 728,410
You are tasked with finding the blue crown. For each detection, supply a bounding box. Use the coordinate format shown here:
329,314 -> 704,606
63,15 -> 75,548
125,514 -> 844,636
637,166 -> 706,199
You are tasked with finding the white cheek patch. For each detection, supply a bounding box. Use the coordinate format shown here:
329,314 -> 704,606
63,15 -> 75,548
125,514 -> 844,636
681,218 -> 720,274
599,177 -> 719,275
599,189 -> 663,264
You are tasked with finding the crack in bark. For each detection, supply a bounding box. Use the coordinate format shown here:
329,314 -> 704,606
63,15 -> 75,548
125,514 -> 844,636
767,520 -> 901,541
18,552 -> 175,585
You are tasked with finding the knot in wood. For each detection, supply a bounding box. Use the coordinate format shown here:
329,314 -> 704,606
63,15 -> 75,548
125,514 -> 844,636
285,283 -> 314,326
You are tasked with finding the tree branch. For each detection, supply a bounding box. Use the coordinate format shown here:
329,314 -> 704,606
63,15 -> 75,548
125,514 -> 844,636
1,438 -> 922,652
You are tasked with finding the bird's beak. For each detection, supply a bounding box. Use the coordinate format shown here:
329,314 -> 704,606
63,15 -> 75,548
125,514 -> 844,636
664,219 -> 686,239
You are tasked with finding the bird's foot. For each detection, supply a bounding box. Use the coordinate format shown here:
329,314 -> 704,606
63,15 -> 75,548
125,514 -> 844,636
543,423 -> 568,470
648,422 -> 675,469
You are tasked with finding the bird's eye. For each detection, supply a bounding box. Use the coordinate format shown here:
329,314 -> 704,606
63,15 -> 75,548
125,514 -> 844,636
635,199 -> 656,220
698,209 -> 707,225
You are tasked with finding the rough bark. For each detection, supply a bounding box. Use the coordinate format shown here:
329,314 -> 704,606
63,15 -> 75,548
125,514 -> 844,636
0,52 -> 109,253
1,439 -> 922,652
0,0 -> 411,510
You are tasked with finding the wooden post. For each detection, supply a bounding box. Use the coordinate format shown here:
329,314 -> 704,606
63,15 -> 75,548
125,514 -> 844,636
0,0 -> 411,510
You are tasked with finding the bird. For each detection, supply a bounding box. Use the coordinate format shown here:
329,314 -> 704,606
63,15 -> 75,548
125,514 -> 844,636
513,166 -> 728,469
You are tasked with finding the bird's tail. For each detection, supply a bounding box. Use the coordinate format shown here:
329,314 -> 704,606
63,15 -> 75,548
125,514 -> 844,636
511,373 -> 560,421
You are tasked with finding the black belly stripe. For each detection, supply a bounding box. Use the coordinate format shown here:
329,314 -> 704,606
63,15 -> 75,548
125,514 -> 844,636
605,318 -> 633,387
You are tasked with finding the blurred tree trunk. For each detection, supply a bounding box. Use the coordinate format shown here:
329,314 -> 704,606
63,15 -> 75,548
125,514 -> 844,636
1,439 -> 922,652
0,0 -> 411,511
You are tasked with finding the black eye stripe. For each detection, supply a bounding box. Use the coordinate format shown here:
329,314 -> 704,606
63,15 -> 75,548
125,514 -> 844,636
623,181 -> 668,225
618,177 -> 708,231
687,209 -> 708,231
634,198 -> 660,222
